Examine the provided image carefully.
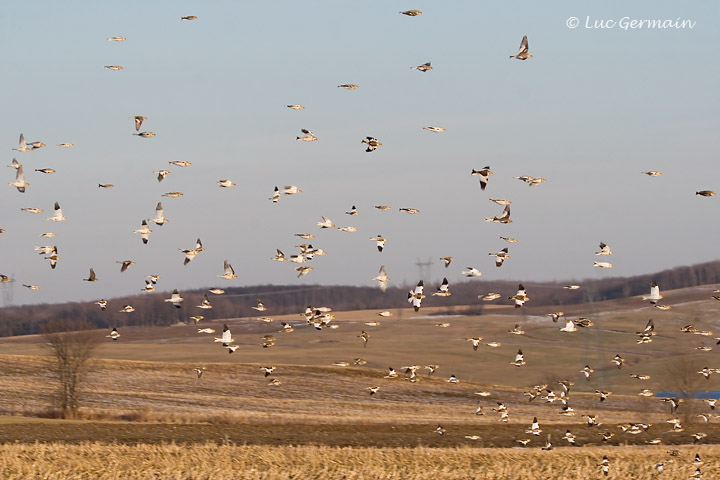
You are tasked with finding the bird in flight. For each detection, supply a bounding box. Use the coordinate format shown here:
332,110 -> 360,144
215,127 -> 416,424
509,284 -> 529,307
150,202 -> 169,226
471,167 -> 493,191
8,164 -> 29,193
134,116 -> 147,131
46,202 -> 66,222
165,289 -> 184,309
407,281 -> 425,311
133,220 -> 152,244
400,10 -> 422,16
296,129 -> 317,141
411,62 -> 432,72
83,268 -> 98,282
372,265 -> 390,293
432,277 -> 451,296
489,247 -> 510,267
106,327 -> 120,341
509,35 -> 533,60
219,261 -> 237,280
361,137 -> 382,152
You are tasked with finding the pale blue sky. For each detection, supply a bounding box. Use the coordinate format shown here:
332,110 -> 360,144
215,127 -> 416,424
1,1 -> 718,306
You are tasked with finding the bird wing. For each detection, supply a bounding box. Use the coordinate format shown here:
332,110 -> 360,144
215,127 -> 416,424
519,35 -> 529,54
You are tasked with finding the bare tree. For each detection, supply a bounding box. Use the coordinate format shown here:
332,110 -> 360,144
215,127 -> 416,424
43,320 -> 101,419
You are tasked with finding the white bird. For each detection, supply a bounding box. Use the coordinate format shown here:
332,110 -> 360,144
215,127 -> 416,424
150,202 -> 169,226
282,185 -> 303,195
370,235 -> 387,252
287,104 -> 304,110
407,281 -> 425,311
8,164 -> 29,193
133,220 -> 152,244
642,281 -> 663,304
165,289 -> 183,308
484,204 -> 511,223
509,284 -> 529,308
106,327 -> 120,341
217,179 -> 236,188
180,238 -> 204,265
595,242 -> 614,255
269,186 -> 281,203
593,261 -> 613,269
197,294 -> 212,309
526,417 -> 542,436
13,134 -> 30,152
316,216 -> 334,228
361,137 -> 382,152
461,267 -> 482,277
432,277 -> 451,296
423,126 -> 445,133
169,161 -> 191,167
489,247 -> 510,267
296,129 -> 317,141
510,349 -> 525,367
141,280 -> 155,292
215,324 -> 233,347
471,167 -> 493,191
219,260 -> 237,280
560,318 -> 577,333
46,202 -> 66,222
371,266 -> 390,293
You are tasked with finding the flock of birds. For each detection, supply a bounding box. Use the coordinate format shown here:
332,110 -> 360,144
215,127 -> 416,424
3,7 -> 720,478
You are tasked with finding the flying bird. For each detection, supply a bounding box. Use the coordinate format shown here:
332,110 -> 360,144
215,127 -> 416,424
509,35 -> 533,60
219,261 -> 237,280
407,281 -> 425,311
165,289 -> 184,308
509,284 -> 529,307
83,268 -> 98,282
296,129 -> 317,141
150,202 -> 169,226
13,134 -> 30,152
370,235 -> 387,252
371,265 -> 390,293
411,62 -> 432,72
46,202 -> 66,222
489,247 -> 510,267
471,167 -> 493,190
595,242 -> 614,255
423,126 -> 445,132
361,137 -> 382,152
8,164 -> 29,193
399,10 -> 422,16
642,281 -> 663,304
432,277 -> 451,296
117,260 -> 135,272
106,327 -> 120,341
134,116 -> 147,131
133,220 -> 152,244
215,324 -> 233,347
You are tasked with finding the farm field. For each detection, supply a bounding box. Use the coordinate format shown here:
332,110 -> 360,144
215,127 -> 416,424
0,286 -> 719,477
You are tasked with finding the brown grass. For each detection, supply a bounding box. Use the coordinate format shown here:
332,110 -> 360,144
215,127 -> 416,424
0,442 -> 717,479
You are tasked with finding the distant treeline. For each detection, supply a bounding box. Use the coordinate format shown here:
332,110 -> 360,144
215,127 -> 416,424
1,260 -> 719,337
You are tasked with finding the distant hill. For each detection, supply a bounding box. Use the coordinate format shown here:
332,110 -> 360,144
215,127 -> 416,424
1,260 -> 719,337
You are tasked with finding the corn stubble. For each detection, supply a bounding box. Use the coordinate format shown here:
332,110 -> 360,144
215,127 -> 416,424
0,443 -> 717,479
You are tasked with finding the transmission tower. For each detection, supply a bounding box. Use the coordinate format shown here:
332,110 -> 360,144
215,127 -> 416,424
415,257 -> 433,282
